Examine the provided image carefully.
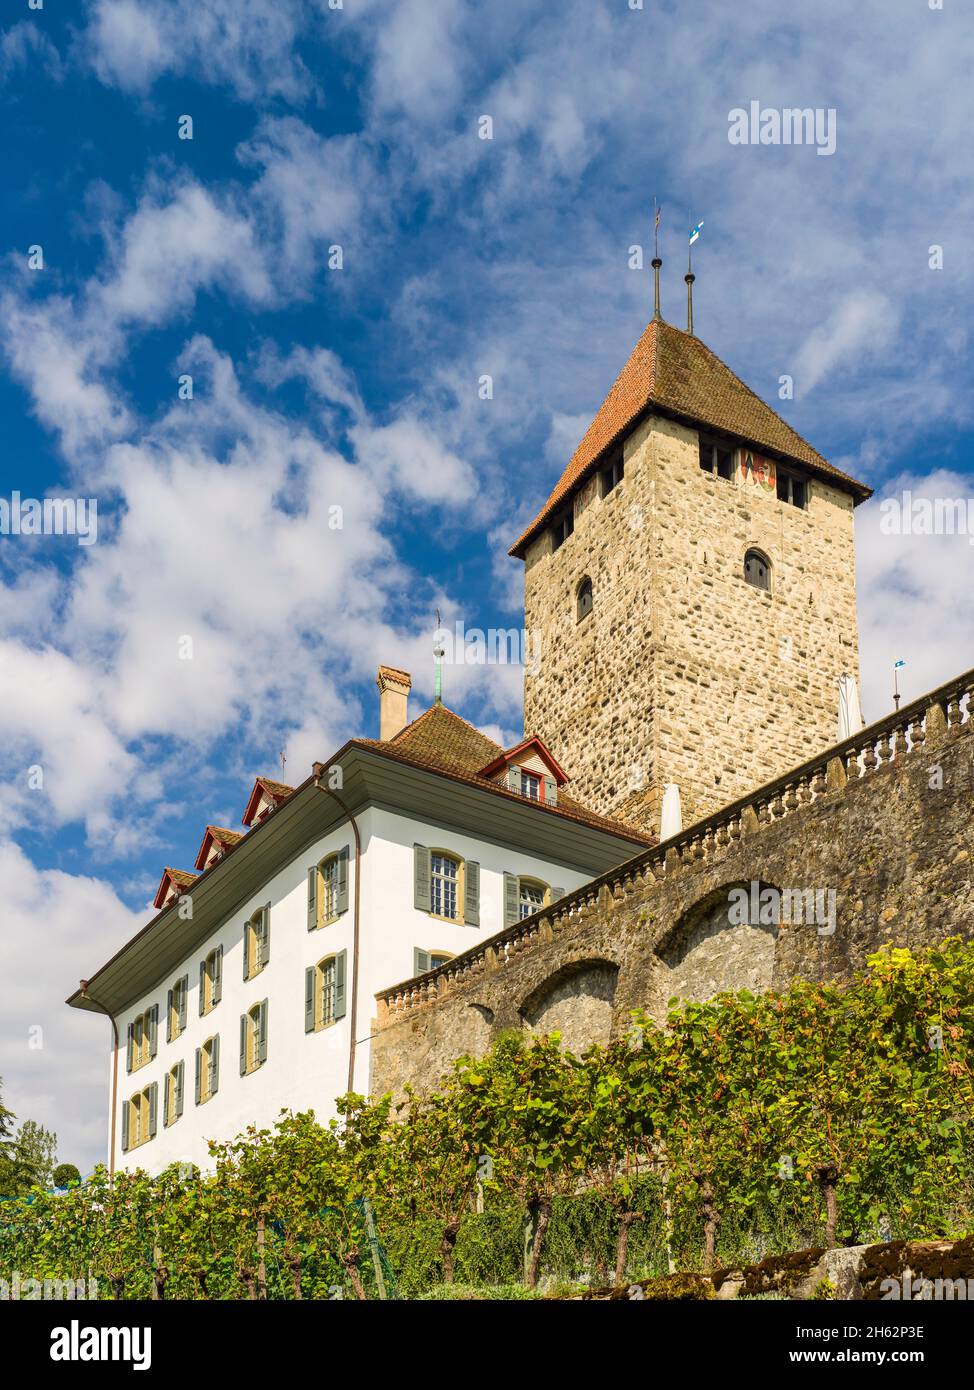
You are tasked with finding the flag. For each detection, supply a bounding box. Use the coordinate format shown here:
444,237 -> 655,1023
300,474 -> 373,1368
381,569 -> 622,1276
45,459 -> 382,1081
655,205 -> 661,230
689,220 -> 704,245
894,659 -> 906,669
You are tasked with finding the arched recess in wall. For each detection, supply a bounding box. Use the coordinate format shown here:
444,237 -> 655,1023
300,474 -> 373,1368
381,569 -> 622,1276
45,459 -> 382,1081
519,958 -> 619,1051
653,881 -> 780,1019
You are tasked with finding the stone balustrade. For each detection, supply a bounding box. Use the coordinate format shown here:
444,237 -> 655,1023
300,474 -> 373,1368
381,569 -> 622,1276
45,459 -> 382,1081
375,666 -> 974,1023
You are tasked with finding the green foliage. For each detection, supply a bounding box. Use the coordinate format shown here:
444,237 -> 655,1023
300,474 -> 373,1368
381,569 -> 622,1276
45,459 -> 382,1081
2,939 -> 973,1297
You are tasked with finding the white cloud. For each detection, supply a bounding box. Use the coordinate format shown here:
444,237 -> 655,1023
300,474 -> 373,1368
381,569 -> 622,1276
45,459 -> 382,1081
0,841 -> 144,1175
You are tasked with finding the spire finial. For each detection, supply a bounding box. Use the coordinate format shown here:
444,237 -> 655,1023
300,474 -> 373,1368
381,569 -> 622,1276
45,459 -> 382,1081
652,199 -> 662,320
433,609 -> 444,705
686,215 -> 702,336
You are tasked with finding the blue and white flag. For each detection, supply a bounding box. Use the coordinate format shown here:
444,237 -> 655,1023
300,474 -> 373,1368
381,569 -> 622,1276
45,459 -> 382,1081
894,658 -> 906,669
689,220 -> 704,245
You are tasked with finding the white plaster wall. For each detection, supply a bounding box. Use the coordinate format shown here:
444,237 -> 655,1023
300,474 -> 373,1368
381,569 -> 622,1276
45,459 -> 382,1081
111,806 -> 595,1176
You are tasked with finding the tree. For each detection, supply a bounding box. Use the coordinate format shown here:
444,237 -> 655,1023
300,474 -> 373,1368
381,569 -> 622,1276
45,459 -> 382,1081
53,1164 -> 82,1190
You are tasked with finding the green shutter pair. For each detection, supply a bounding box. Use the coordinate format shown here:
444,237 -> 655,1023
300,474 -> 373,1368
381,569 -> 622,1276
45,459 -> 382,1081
306,848 -> 350,929
413,845 -> 479,925
304,951 -> 347,1032
164,1062 -> 185,1126
502,875 -> 566,926
244,905 -> 271,978
240,1000 -> 269,1072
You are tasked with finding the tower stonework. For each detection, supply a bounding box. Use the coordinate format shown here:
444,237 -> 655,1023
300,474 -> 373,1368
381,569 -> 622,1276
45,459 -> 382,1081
511,318 -> 870,833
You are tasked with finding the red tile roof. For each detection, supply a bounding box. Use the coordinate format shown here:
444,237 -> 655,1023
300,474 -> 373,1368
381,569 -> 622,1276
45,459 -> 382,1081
510,317 -> 872,557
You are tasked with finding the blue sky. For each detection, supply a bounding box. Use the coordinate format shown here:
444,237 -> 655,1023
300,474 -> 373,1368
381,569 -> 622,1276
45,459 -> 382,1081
1,0 -> 971,1172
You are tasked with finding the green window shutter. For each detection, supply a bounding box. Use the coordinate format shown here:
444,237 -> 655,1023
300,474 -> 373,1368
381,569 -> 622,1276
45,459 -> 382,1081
336,847 -> 350,915
239,1015 -> 247,1075
543,775 -> 557,806
212,946 -> 223,1004
261,903 -> 271,965
334,950 -> 347,1021
464,860 -> 480,926
198,961 -> 206,1015
148,1083 -> 158,1139
413,844 -> 431,911
126,1022 -> 134,1073
258,1000 -> 268,1064
175,1061 -> 184,1118
414,948 -> 431,975
551,886 -> 565,905
121,1100 -> 130,1152
179,976 -> 188,1031
243,920 -> 251,980
166,988 -> 173,1044
304,967 -> 315,1033
210,1034 -> 220,1095
148,1004 -> 158,1058
503,872 -> 519,927
194,1048 -> 201,1105
307,866 -> 318,930
507,765 -> 520,793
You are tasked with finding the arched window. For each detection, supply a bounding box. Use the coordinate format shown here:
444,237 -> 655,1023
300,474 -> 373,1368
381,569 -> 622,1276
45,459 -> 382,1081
430,851 -> 462,920
743,549 -> 771,592
576,576 -> 593,622
518,878 -> 548,919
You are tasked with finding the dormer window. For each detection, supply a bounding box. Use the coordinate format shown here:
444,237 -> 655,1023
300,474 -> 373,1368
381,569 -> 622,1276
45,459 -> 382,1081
551,507 -> 574,552
699,435 -> 735,481
520,769 -> 541,800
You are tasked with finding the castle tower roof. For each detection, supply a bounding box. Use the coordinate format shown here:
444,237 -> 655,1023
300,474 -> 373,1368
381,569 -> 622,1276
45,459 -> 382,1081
509,317 -> 871,558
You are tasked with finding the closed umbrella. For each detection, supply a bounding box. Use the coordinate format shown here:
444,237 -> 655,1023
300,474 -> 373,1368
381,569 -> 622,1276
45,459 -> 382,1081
837,673 -> 864,741
659,783 -> 683,841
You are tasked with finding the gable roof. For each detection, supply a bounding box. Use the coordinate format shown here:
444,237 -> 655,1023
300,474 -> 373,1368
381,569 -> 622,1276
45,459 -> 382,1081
242,776 -> 295,827
477,736 -> 570,786
193,825 -> 244,872
152,867 -> 198,911
510,317 -> 872,557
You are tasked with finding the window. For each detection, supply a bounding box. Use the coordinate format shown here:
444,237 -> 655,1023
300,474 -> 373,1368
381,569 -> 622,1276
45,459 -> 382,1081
305,952 -> 347,1033
551,507 -> 574,552
307,848 -> 349,930
506,764 -> 557,805
431,851 -> 461,919
163,1063 -> 184,1128
244,906 -> 270,980
195,1036 -> 220,1105
600,450 -> 624,497
777,470 -> 807,509
199,946 -> 223,1015
576,576 -> 593,622
699,436 -> 735,481
414,845 -> 478,926
518,878 -> 547,919
414,948 -> 454,975
126,1005 -> 157,1073
122,1083 -> 157,1152
503,874 -> 566,927
240,1000 -> 268,1075
744,549 -> 772,592
167,976 -> 188,1043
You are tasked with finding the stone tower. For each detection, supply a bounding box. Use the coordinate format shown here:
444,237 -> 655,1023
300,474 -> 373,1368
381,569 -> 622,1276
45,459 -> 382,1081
510,315 -> 871,834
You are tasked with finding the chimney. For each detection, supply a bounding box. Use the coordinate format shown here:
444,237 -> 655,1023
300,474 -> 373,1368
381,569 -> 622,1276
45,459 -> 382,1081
376,665 -> 412,740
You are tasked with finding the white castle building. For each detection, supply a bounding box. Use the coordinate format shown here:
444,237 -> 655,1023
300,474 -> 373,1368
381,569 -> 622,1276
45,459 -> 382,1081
70,667 -> 649,1175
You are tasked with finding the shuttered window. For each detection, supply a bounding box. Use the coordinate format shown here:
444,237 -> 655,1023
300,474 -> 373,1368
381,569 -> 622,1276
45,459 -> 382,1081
518,879 -> 547,919
430,852 -> 460,920
305,952 -> 347,1032
200,946 -> 223,1014
126,1004 -> 158,1073
414,948 -> 453,975
164,1063 -> 184,1127
244,905 -> 271,979
196,1035 -> 220,1104
308,848 -> 349,929
123,1084 -> 157,1150
744,549 -> 771,592
241,1000 -> 269,1074
167,976 -> 188,1043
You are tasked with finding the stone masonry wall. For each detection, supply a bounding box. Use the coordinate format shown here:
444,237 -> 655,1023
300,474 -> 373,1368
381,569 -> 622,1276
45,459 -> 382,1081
371,681 -> 974,1102
522,412 -> 861,833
